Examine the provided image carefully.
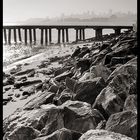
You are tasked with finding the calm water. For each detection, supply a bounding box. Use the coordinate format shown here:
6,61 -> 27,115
3,28 -> 129,69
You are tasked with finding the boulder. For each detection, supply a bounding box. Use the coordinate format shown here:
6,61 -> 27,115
54,71 -> 73,82
79,129 -> 134,140
73,77 -> 106,105
65,77 -> 76,92
4,126 -> 40,140
14,80 -> 42,89
90,64 -> 111,81
35,128 -> 81,140
60,100 -> 100,133
23,91 -> 55,110
14,68 -> 35,76
76,58 -> 91,73
48,85 -> 59,94
78,47 -> 90,58
105,110 -> 137,140
71,46 -> 81,58
123,95 -> 137,113
79,72 -> 91,82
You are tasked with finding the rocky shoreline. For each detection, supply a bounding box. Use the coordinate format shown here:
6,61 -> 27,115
3,29 -> 137,140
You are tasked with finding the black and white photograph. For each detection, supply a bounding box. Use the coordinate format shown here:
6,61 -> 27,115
3,0 -> 137,139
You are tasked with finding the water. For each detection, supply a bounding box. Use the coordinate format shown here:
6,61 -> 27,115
3,28 -> 129,70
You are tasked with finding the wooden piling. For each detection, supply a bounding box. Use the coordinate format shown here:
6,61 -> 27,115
45,29 -> 48,45
18,28 -> 22,42
82,29 -> 85,40
58,29 -> 61,44
29,29 -> 32,44
66,29 -> 69,42
3,29 -> 7,44
13,29 -> 17,43
49,28 -> 52,43
41,29 -> 44,45
62,29 -> 65,43
8,29 -> 11,44
76,29 -> 78,42
33,29 -> 36,44
24,29 -> 27,45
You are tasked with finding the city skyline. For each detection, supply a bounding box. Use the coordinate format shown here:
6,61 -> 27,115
3,0 -> 137,23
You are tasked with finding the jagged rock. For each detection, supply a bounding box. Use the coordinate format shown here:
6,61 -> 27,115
78,47 -> 90,58
96,120 -> 106,129
20,95 -> 28,100
48,85 -> 59,94
79,129 -> 134,140
17,76 -> 27,82
123,95 -> 137,113
3,96 -> 12,102
23,91 -> 55,110
28,69 -> 35,77
3,76 -> 15,86
99,43 -> 110,52
76,58 -> 91,73
73,77 -> 106,104
35,128 -> 82,140
14,80 -> 42,89
107,63 -> 137,84
15,93 -> 20,98
14,68 -> 35,76
93,72 -> 136,119
4,87 -> 11,91
56,89 -> 73,105
128,82 -> 137,95
79,72 -> 91,82
71,46 -> 81,58
65,77 -> 76,92
110,55 -> 135,66
4,126 -> 40,140
105,110 -> 137,140
54,71 -> 73,82
60,100 -> 100,133
90,64 -> 111,81
3,105 -> 62,135
54,66 -> 72,77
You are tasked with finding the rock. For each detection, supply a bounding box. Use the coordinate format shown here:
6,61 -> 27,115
3,76 -> 15,86
3,105 -> 62,135
14,68 -> 35,76
54,66 -> 72,77
79,72 -> 91,82
60,100 -> 99,133
73,77 -> 106,105
23,91 -> 55,110
90,64 -> 111,81
35,83 -> 43,92
110,55 -> 134,66
123,95 -> 137,113
3,96 -> 12,102
28,69 -> 35,77
20,95 -> 28,100
57,89 -> 73,105
14,80 -> 42,89
48,85 -> 59,94
65,77 -> 76,92
79,129 -> 134,140
54,71 -> 73,82
17,76 -> 27,82
4,126 -> 40,140
10,68 -> 20,75
99,43 -> 110,52
105,110 -> 137,140
76,58 -> 91,73
129,82 -> 137,95
15,93 -> 20,98
71,46 -> 81,58
107,63 -> 137,84
78,47 -> 90,58
4,87 -> 11,91
35,128 -> 82,140
96,120 -> 106,129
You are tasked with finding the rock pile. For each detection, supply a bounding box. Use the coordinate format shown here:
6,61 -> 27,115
3,30 -> 137,140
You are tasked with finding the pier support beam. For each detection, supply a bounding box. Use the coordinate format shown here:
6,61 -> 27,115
18,28 -> 22,42
95,28 -> 103,40
58,29 -> 61,44
79,29 -> 82,40
24,29 -> 27,45
82,29 -> 85,40
33,29 -> 36,44
45,29 -> 48,45
8,29 -> 11,44
114,28 -> 121,35
29,29 -> 32,44
66,29 -> 69,42
76,29 -> 78,42
49,29 -> 52,44
41,29 -> 44,45
13,29 -> 17,43
62,29 -> 65,43
3,29 -> 7,44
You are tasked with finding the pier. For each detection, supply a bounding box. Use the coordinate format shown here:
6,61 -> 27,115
3,24 -> 133,45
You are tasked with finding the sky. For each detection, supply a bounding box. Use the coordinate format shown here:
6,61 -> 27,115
3,0 -> 137,23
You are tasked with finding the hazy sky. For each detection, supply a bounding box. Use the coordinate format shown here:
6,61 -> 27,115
3,0 -> 137,23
